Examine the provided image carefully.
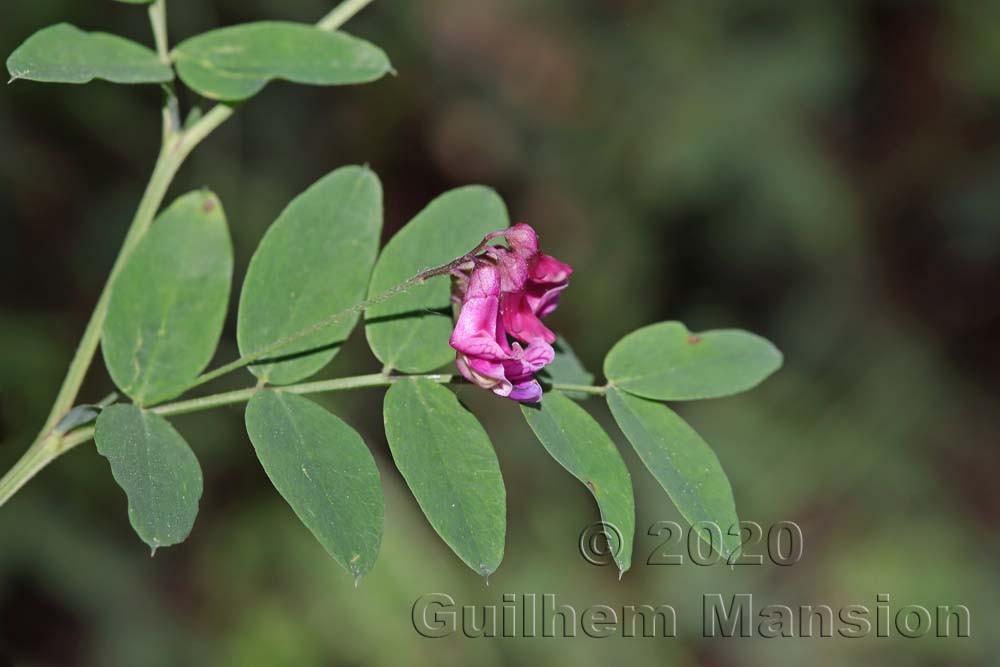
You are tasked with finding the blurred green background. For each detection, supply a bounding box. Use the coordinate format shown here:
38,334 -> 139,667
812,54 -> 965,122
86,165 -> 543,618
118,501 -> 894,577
2,0 -> 998,664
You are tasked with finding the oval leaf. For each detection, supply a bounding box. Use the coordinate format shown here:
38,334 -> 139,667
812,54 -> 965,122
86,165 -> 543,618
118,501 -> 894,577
521,391 -> 635,573
7,24 -> 173,85
103,190 -> 232,406
172,22 -> 391,102
245,390 -> 383,578
94,404 -> 203,552
607,388 -> 741,561
604,321 -> 782,401
237,166 -> 382,384
365,187 -> 507,373
383,379 -> 506,575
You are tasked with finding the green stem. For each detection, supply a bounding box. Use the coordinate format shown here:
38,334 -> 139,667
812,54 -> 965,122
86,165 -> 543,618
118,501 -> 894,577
0,435 -> 59,506
318,0 -> 375,30
158,373 -> 445,416
148,0 -> 170,64
7,376 -> 606,478
0,0 -> 378,509
149,1 -> 180,134
38,129 -> 186,439
551,383 -> 608,396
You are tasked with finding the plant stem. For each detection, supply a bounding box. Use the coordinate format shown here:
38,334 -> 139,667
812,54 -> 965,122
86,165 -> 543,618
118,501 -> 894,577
149,1 -> 181,134
1,376 -> 607,483
318,0 -> 375,31
38,128 -> 186,440
0,435 -> 59,506
148,0 -> 170,64
0,0 -> 379,509
550,383 -> 608,396
158,373 -> 447,417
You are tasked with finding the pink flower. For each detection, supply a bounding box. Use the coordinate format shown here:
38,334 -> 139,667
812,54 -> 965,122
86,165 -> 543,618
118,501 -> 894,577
499,224 -> 573,345
450,261 -> 553,402
448,223 -> 572,403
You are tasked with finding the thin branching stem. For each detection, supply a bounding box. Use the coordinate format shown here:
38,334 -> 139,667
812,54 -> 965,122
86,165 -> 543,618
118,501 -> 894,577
148,0 -> 170,64
318,0 -> 376,31
22,375 -> 606,469
0,0 -> 378,508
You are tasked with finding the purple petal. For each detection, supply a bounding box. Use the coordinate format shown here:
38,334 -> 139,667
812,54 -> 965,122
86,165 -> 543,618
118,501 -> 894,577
508,379 -> 543,403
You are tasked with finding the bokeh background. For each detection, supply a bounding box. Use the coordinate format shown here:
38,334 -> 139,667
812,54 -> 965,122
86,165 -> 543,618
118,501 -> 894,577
2,0 -> 998,664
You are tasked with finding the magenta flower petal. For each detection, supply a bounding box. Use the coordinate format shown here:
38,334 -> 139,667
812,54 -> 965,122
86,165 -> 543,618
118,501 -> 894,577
502,340 -> 554,384
448,223 -> 571,403
456,354 -> 512,395
504,223 -> 539,257
489,246 -> 529,293
501,290 -> 557,344
522,340 -> 555,368
525,281 -> 568,319
530,253 -> 573,283
449,264 -> 507,360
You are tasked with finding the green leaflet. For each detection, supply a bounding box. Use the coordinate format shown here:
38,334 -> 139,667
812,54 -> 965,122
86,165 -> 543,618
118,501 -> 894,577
173,22 -> 391,101
245,390 -> 384,579
102,190 -> 232,406
7,24 -> 172,85
383,379 -> 506,575
522,391 -> 635,574
237,166 -> 382,384
95,405 -> 203,552
605,321 -> 782,401
607,389 -> 741,561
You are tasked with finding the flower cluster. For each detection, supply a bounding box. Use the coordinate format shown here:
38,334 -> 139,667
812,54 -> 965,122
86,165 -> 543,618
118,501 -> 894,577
449,223 -> 573,403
